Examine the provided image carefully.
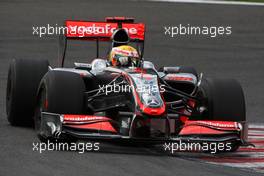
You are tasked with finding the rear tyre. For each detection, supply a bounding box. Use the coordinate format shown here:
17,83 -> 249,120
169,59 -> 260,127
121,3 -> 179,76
200,78 -> 246,122
6,59 -> 49,126
178,66 -> 198,78
35,71 -> 85,142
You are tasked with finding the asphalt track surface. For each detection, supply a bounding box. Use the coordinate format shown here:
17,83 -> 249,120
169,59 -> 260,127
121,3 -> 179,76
1,0 -> 264,176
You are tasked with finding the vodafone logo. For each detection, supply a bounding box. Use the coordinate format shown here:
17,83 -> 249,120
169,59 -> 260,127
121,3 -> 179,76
67,24 -> 138,37
65,21 -> 145,40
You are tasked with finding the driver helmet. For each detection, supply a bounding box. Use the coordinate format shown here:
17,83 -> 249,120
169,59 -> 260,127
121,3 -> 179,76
109,45 -> 140,67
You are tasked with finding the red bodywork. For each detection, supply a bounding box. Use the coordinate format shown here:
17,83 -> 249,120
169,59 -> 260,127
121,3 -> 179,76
63,115 -> 117,133
62,114 -> 242,136
179,120 -> 241,135
65,21 -> 145,41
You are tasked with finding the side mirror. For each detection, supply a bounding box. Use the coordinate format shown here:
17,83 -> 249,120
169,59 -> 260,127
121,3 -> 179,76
91,59 -> 107,72
143,60 -> 156,70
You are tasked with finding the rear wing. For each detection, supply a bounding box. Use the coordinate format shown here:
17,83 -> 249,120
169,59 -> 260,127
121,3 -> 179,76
65,20 -> 145,41
59,17 -> 146,67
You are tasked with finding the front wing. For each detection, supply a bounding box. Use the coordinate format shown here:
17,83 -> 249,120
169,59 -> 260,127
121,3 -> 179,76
39,112 -> 250,148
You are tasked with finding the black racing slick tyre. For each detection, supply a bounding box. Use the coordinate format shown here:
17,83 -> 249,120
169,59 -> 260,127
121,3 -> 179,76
35,71 -> 85,141
6,59 -> 49,126
200,78 -> 246,122
37,70 -> 85,114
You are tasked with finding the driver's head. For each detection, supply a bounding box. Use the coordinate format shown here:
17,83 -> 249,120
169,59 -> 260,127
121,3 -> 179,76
109,45 -> 140,67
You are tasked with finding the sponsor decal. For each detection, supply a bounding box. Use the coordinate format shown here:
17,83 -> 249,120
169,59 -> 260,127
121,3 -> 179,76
65,21 -> 145,40
63,115 -> 109,122
192,121 -> 237,128
165,74 -> 194,81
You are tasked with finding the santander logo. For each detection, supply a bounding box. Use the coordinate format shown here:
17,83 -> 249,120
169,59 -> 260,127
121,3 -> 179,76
195,121 -> 237,128
63,115 -> 108,121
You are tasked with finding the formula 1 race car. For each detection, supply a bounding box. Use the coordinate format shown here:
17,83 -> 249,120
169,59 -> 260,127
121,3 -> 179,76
6,17 -> 249,152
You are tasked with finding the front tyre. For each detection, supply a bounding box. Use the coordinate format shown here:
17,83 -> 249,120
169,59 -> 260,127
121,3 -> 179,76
199,78 -> 246,152
6,59 -> 49,126
200,78 -> 246,122
35,71 -> 85,142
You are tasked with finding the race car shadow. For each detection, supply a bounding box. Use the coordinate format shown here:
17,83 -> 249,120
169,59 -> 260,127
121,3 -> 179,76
72,140 -> 218,157
95,142 -> 168,156
69,140 -> 169,156
71,139 -> 242,159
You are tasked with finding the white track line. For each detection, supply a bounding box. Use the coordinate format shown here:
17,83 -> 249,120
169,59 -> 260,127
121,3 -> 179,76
147,0 -> 264,6
211,162 -> 264,168
249,136 -> 264,139
248,130 -> 264,134
201,124 -> 264,173
235,152 -> 264,157
249,124 -> 264,129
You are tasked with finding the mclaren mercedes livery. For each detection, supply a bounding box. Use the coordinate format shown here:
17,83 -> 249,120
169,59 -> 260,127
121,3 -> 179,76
6,17 -> 250,152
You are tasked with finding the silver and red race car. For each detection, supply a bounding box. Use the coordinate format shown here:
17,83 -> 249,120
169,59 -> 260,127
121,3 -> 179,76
6,17 -> 250,152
